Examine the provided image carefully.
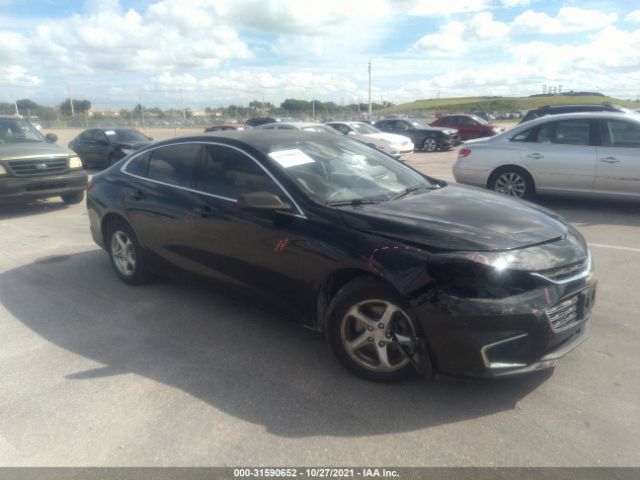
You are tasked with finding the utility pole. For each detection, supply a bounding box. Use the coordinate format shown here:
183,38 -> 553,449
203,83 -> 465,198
67,84 -> 75,118
14,101 -> 19,116
368,60 -> 372,121
139,94 -> 146,130
180,89 -> 186,121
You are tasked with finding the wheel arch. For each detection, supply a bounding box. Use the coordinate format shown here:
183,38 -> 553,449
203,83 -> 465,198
314,268 -> 401,333
101,212 -> 136,248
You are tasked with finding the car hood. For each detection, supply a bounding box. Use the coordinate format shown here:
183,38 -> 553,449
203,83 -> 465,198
363,132 -> 412,144
0,142 -> 74,161
338,184 -> 568,251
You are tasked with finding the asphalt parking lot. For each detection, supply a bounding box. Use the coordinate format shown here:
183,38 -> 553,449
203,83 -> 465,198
1,130 -> 639,466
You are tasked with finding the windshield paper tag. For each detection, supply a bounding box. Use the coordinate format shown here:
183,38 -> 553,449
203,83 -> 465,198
105,130 -> 116,135
269,149 -> 315,168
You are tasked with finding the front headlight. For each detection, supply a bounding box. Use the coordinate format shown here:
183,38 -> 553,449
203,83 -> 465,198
0,164 -> 7,176
428,252 -> 538,299
68,155 -> 83,169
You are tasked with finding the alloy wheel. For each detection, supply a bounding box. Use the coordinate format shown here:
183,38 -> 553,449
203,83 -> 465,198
494,172 -> 527,198
423,138 -> 437,152
110,230 -> 136,277
340,299 -> 416,372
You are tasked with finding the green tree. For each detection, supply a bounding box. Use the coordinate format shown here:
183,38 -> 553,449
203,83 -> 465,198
59,98 -> 92,116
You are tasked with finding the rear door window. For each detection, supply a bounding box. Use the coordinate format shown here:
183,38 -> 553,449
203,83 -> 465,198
535,120 -> 592,146
147,144 -> 202,188
600,120 -> 640,148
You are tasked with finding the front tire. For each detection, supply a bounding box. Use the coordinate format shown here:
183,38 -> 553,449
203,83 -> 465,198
423,137 -> 437,152
107,221 -> 150,285
327,277 -> 430,382
61,192 -> 84,204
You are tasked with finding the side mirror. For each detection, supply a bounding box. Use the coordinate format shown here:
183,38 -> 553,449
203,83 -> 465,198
45,133 -> 57,143
237,192 -> 292,211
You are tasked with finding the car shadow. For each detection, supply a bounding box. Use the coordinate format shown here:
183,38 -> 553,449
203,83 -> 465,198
534,195 -> 640,228
0,200 -> 70,220
0,250 -> 551,438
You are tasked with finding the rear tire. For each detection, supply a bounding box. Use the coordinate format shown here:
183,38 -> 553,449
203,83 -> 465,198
488,167 -> 535,200
327,277 -> 430,382
61,192 -> 84,204
107,220 -> 150,285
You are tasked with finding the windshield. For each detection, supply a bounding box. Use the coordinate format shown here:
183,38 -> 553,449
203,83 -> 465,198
471,115 -> 488,124
351,123 -> 380,135
106,129 -> 149,142
266,137 -> 434,204
0,118 -> 45,143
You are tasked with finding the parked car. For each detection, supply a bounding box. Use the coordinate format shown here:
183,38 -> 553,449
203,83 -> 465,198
255,122 -> 339,134
204,124 -> 250,132
0,115 -> 87,204
453,112 -> 640,199
374,118 -> 459,152
431,114 -> 505,141
68,128 -> 152,168
519,104 -> 633,124
86,130 -> 595,382
245,117 -> 278,127
326,121 -> 414,158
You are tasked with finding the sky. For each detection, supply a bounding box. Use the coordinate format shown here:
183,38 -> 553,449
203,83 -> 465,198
1,0 -> 639,109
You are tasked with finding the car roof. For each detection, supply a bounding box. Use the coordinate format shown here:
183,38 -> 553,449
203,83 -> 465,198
258,122 -> 325,129
519,111 -> 638,123
530,104 -> 623,111
180,129 -> 342,153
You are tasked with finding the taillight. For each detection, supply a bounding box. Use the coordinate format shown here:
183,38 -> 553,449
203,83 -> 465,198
459,148 -> 471,158
86,179 -> 94,192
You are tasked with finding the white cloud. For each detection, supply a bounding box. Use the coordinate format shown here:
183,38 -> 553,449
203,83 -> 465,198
198,70 -> 358,101
404,0 -> 490,16
212,0 -> 391,35
412,21 -> 468,56
0,66 -> 41,86
411,12 -> 509,56
513,7 -> 618,35
625,10 -> 640,23
501,0 -> 530,7
468,12 -> 510,41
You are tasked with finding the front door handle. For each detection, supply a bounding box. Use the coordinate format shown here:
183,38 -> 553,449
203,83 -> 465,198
526,153 -> 544,159
194,205 -> 215,218
600,157 -> 620,164
129,189 -> 146,201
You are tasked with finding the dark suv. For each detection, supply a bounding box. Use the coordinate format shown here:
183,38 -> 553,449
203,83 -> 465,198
374,118 -> 460,152
0,116 -> 87,204
520,104 -> 631,124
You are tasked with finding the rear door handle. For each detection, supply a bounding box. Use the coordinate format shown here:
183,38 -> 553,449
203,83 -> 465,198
600,157 -> 620,164
129,189 -> 146,201
194,205 -> 215,218
526,153 -> 544,159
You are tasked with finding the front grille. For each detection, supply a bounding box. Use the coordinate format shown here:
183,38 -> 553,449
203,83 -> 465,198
7,158 -> 68,177
546,295 -> 580,331
536,259 -> 588,282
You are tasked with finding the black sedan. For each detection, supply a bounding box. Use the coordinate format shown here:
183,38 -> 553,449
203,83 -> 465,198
69,128 -> 152,167
86,131 -> 595,382
374,118 -> 460,152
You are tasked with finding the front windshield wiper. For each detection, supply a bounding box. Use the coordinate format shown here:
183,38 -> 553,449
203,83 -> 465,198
390,184 -> 438,201
325,198 -> 382,207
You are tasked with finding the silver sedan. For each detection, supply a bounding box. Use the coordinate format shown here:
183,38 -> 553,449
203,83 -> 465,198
453,112 -> 640,199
